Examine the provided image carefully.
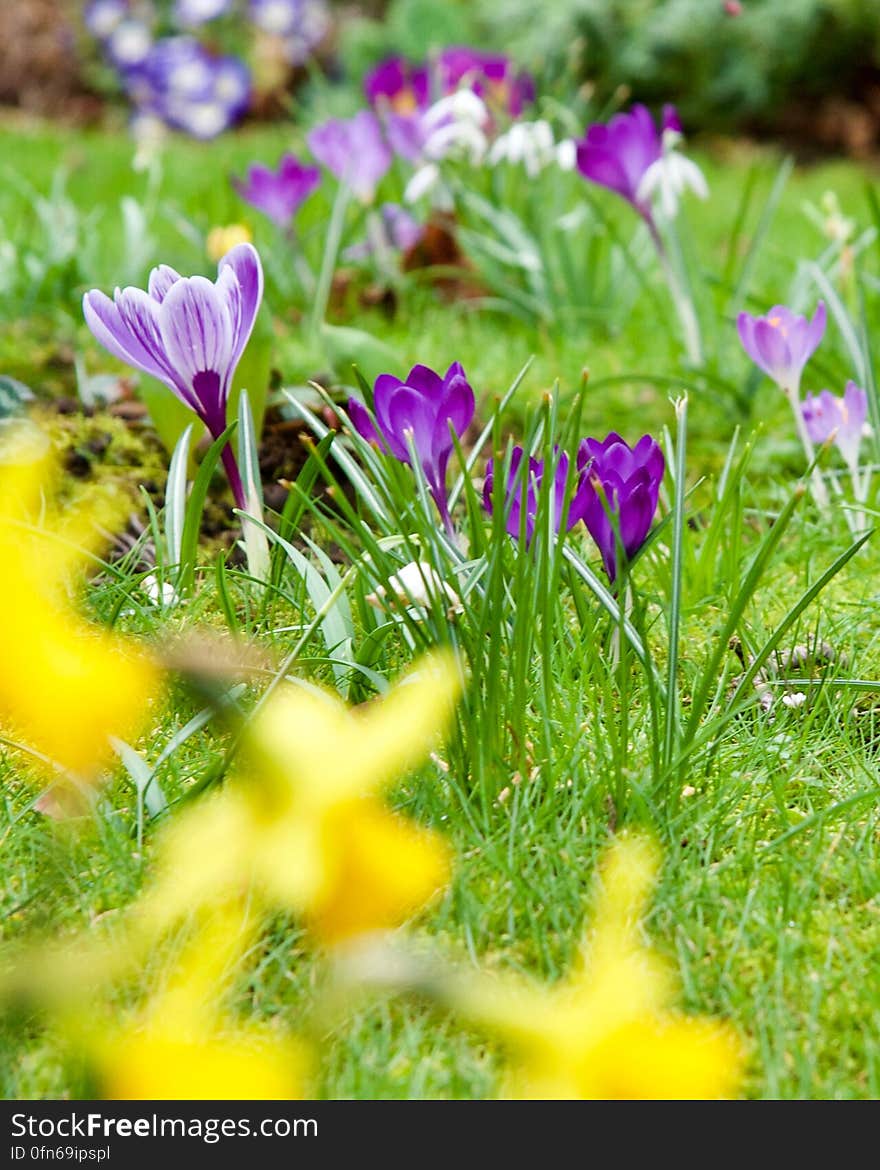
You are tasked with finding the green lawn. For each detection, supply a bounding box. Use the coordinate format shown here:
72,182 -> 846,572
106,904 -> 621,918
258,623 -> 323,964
2,110 -> 880,1100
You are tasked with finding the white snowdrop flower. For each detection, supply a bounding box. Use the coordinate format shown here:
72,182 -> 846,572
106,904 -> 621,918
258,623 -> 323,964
366,562 -> 462,616
488,120 -> 557,177
556,137 -> 577,172
636,128 -> 708,220
421,90 -> 489,134
404,162 -> 441,204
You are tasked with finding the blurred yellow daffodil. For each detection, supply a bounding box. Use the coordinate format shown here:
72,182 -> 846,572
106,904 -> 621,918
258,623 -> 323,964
0,425 -> 159,779
451,834 -> 746,1099
206,222 -> 253,263
91,903 -> 310,1101
141,651 -> 461,944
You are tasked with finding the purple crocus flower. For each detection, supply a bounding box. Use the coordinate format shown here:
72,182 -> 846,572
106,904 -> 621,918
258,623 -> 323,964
343,204 -> 424,262
577,433 -> 665,583
233,153 -> 321,228
483,446 -> 583,546
364,56 -> 430,115
802,381 -> 868,471
124,36 -> 251,138
85,0 -> 129,41
737,302 -> 826,396
307,111 -> 392,203
348,363 -> 475,533
173,0 -> 232,25
83,243 -> 264,511
575,104 -> 681,224
437,47 -> 535,117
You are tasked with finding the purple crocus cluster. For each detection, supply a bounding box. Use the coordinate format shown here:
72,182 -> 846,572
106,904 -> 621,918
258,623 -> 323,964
483,433 -> 664,581
364,47 -> 534,121
124,36 -> 252,139
348,363 -> 475,535
347,358 -> 664,579
83,0 -> 330,138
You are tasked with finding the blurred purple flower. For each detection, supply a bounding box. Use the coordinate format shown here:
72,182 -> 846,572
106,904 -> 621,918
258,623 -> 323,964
343,204 -> 424,262
577,433 -> 665,583
575,104 -> 681,223
124,36 -> 251,138
83,243 -> 264,511
307,111 -> 392,202
437,46 -> 534,117
348,363 -> 475,532
802,381 -> 868,471
233,153 -> 321,228
85,0 -> 129,41
737,302 -> 827,396
364,56 -> 430,114
483,447 -> 583,546
106,17 -> 153,68
173,0 -> 232,25
248,0 -> 329,60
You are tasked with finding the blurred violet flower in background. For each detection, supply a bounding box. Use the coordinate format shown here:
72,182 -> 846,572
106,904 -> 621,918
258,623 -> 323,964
84,0 -> 129,40
343,203 -> 424,262
802,381 -> 868,473
233,153 -> 321,228
348,362 -> 475,534
575,104 -> 682,226
174,0 -> 233,25
738,300 -> 829,509
106,17 -> 154,69
307,111 -> 392,202
124,36 -> 251,138
364,56 -> 430,115
577,433 -> 665,583
83,243 -> 264,511
437,46 -> 535,117
483,447 -> 584,546
737,302 -> 826,396
249,0 -> 330,64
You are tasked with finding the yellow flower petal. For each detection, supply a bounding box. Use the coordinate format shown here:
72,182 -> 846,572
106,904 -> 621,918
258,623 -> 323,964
0,434 -> 159,778
307,800 -> 453,944
103,1029 -> 310,1101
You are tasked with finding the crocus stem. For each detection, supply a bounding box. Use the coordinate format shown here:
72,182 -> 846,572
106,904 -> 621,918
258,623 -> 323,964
285,225 -> 316,299
309,180 -> 351,345
646,215 -> 703,366
786,386 -> 830,514
220,441 -> 248,512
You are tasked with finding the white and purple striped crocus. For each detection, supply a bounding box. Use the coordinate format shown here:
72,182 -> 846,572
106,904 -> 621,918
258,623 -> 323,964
83,243 -> 264,511
483,446 -> 584,546
802,381 -> 868,473
307,111 -> 392,203
577,433 -> 665,584
348,363 -> 475,534
233,153 -> 321,229
737,302 -> 826,397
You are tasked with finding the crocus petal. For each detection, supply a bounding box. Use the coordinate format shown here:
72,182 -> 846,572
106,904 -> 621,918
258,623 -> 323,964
148,263 -> 183,302
348,398 -> 384,449
158,276 -> 235,410
752,318 -> 793,384
218,242 -> 264,370
405,363 -> 446,404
